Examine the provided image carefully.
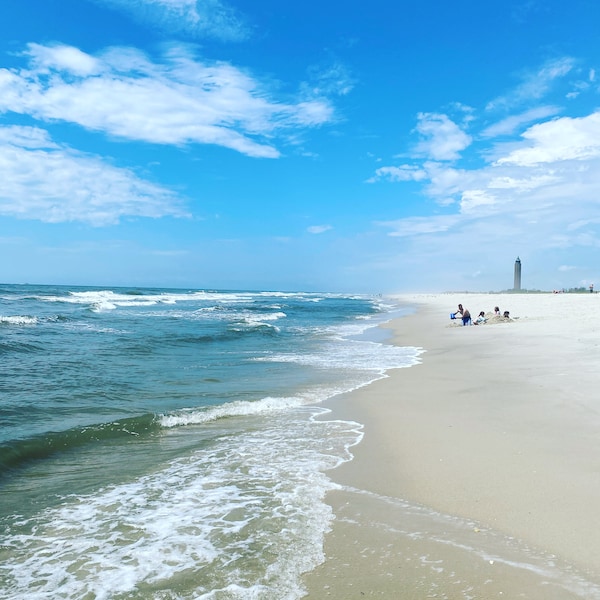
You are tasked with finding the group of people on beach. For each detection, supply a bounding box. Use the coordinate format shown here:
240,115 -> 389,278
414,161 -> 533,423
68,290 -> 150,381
451,304 -> 510,326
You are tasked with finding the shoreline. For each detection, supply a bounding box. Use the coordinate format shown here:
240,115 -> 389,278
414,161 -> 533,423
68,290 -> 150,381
303,292 -> 600,598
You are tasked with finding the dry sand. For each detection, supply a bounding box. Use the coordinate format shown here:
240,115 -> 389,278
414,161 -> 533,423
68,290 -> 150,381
303,292 -> 600,599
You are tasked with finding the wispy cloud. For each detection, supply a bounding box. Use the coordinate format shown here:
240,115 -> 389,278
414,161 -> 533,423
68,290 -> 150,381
480,105 -> 560,138
510,0 -> 543,25
303,61 -> 356,98
0,43 -> 335,158
377,215 -> 459,237
367,165 -> 428,183
307,224 -> 332,234
0,125 -> 187,225
486,57 -> 576,111
91,0 -> 250,42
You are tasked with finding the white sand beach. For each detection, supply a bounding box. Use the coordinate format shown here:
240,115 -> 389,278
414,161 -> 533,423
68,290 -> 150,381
303,292 -> 600,599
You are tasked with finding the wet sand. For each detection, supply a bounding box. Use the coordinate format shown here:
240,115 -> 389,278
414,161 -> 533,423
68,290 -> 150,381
303,292 -> 600,598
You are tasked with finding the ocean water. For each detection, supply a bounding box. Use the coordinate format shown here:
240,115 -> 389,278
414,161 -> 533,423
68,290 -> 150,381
0,285 -> 420,600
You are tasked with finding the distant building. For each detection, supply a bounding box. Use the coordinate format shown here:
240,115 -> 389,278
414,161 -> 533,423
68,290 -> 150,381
514,257 -> 522,291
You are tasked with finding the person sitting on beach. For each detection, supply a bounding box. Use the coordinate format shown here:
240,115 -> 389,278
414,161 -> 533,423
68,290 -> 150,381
461,308 -> 471,326
494,306 -> 500,315
503,310 -> 510,319
474,311 -> 487,325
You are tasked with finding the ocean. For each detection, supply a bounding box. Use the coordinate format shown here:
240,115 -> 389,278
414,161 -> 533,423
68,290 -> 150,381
0,284 -> 420,599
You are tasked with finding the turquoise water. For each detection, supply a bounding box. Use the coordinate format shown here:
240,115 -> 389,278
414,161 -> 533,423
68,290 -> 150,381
0,285 -> 420,599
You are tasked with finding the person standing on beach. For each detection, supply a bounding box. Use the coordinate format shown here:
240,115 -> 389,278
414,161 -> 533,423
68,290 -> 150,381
450,304 -> 465,320
461,308 -> 471,326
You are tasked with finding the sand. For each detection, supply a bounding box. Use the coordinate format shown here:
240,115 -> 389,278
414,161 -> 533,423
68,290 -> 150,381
303,292 -> 600,599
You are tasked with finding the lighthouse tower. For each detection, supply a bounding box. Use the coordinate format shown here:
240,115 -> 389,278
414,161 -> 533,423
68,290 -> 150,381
514,257 -> 522,291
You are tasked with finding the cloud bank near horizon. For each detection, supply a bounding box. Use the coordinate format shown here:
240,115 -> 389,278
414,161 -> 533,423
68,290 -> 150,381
365,58 -> 600,289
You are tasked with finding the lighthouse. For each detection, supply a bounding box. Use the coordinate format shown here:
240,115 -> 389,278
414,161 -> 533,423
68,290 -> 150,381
514,257 -> 522,291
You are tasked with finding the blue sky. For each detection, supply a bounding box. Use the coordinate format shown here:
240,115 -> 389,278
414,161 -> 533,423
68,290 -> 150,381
1,0 -> 599,292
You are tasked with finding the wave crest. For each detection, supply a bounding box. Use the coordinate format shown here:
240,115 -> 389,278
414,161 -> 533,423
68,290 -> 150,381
159,396 -> 308,428
0,315 -> 38,325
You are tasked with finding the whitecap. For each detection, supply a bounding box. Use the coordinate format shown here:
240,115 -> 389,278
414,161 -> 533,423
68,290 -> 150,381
0,315 -> 38,325
159,395 -> 308,428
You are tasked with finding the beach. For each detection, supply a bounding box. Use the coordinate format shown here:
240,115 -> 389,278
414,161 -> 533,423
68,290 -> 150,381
303,292 -> 600,598
4,286 -> 600,598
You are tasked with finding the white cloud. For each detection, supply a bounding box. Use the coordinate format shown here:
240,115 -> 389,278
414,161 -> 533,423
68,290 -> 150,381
486,57 -> 575,111
365,57 -> 600,290
372,101 -> 600,290
421,162 -> 469,202
495,112 -> 600,166
414,113 -> 472,161
0,125 -> 57,149
0,125 -> 188,225
303,61 -> 356,97
91,0 -> 249,42
307,224 -> 332,234
568,68 -> 598,99
367,165 -> 427,183
459,189 -> 498,213
27,44 -> 101,76
480,105 -> 560,138
487,173 -> 559,191
566,218 -> 600,232
487,173 -> 560,192
0,43 -> 335,158
378,215 -> 459,237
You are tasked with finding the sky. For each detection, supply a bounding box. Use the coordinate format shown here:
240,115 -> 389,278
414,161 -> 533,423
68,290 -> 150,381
1,0 -> 600,293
